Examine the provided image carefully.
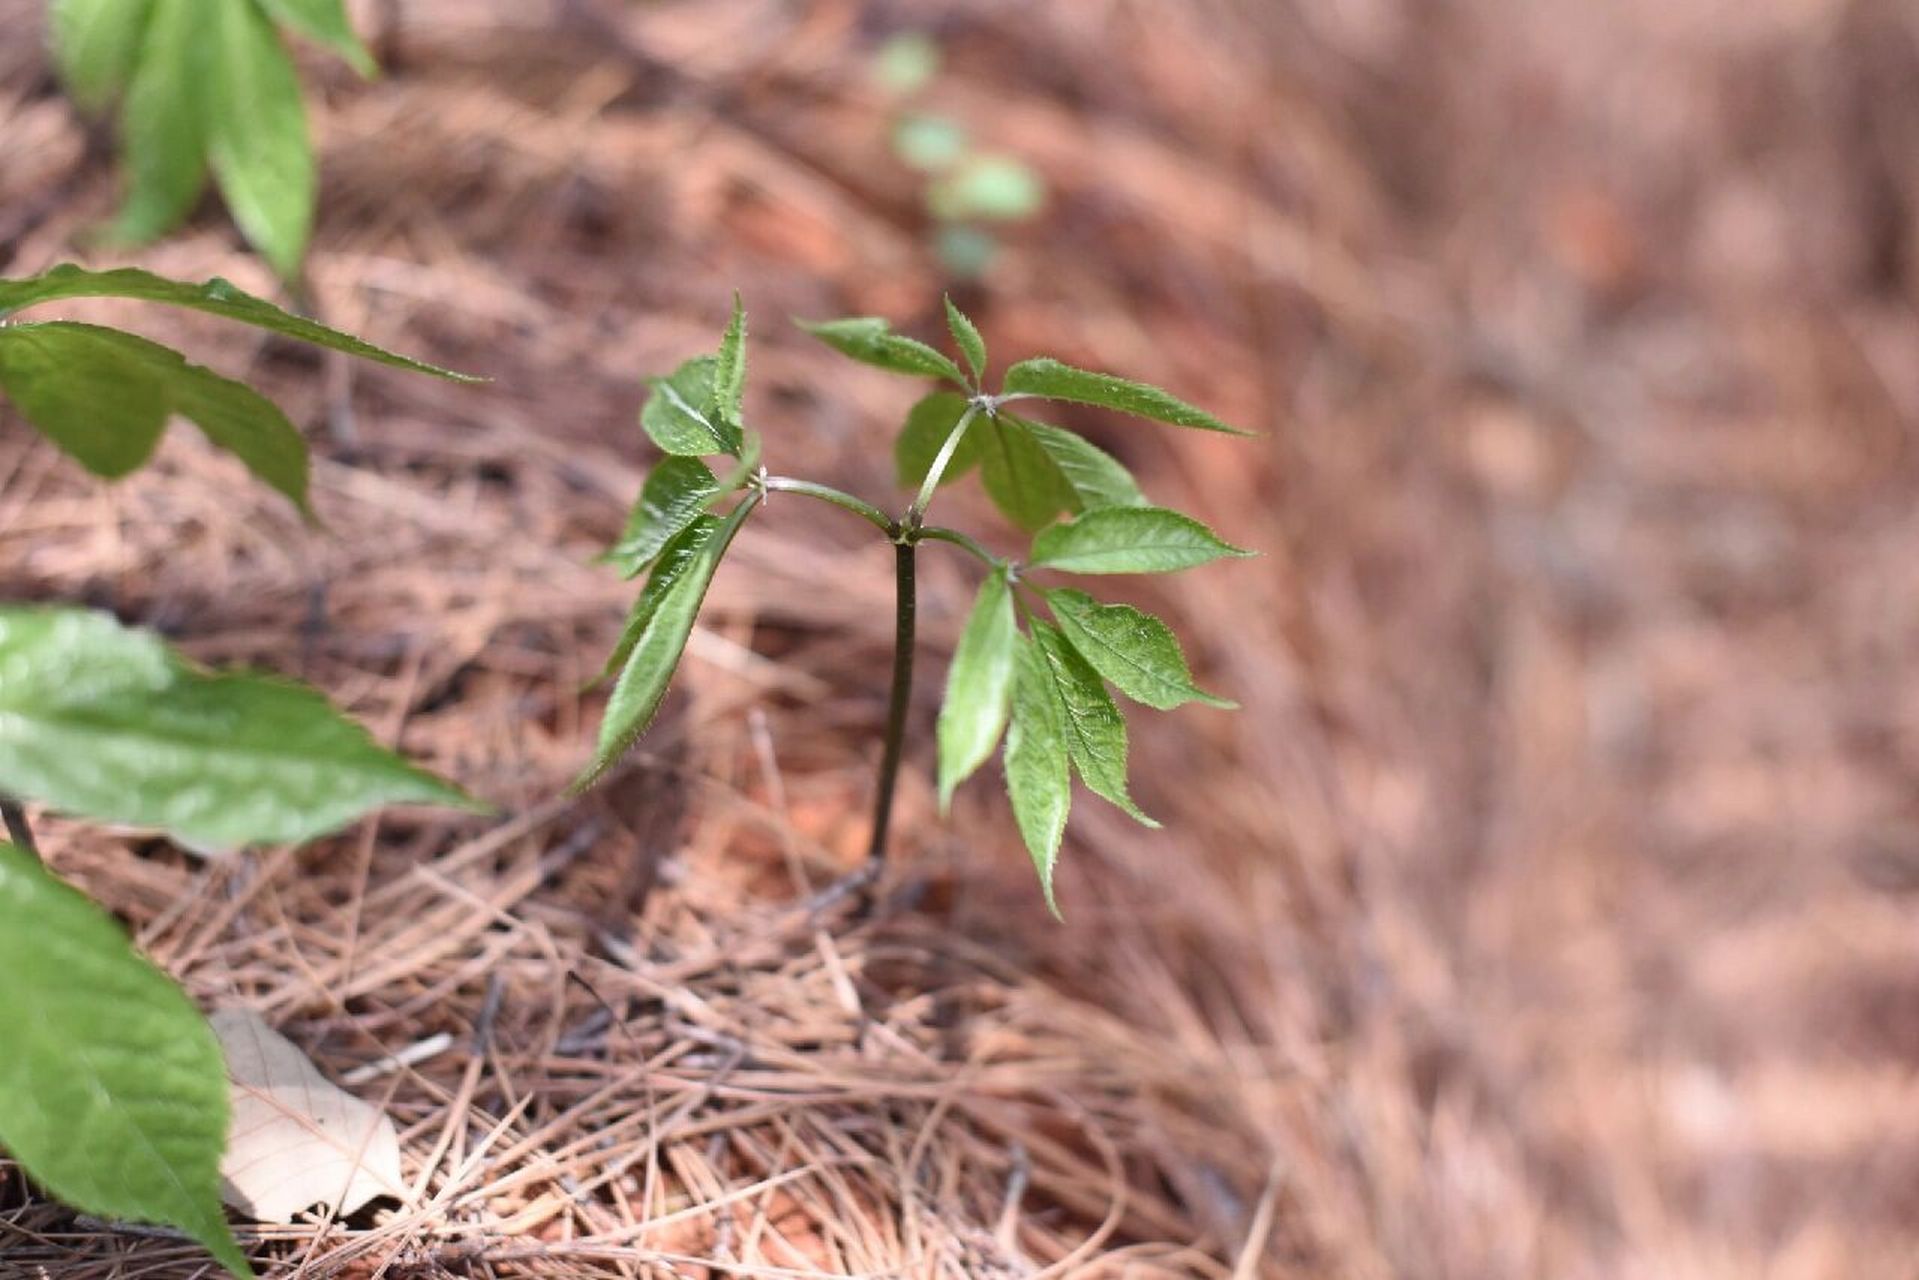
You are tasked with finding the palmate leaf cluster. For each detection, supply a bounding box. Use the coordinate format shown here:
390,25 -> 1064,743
590,295 -> 1250,913
50,0 -> 377,279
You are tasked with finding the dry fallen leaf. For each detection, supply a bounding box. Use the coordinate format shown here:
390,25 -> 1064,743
211,1009 -> 408,1224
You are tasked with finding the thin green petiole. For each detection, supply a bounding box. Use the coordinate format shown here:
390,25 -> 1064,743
914,525 -> 1000,567
908,404 -> 981,523
760,476 -> 895,536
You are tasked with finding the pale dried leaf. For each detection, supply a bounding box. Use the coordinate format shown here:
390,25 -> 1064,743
211,1009 -> 407,1224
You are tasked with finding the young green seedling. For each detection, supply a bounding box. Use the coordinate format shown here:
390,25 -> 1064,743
579,295 -> 1251,914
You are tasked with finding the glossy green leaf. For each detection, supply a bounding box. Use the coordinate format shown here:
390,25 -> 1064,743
944,295 -> 986,383
641,356 -> 742,457
1002,357 -> 1249,435
111,0 -> 208,248
574,496 -> 759,792
0,841 -> 253,1278
50,0 -> 155,111
1014,416 -> 1146,511
798,317 -> 968,387
1029,506 -> 1252,575
710,293 -> 748,434
1045,588 -> 1234,711
0,264 -> 476,379
0,322 -> 310,509
1003,634 -> 1069,917
606,457 -> 722,578
1032,623 -> 1156,828
0,607 -> 484,850
979,415 -> 1074,532
205,0 -> 314,282
895,391 -> 981,491
937,566 -> 1016,812
257,0 -> 377,77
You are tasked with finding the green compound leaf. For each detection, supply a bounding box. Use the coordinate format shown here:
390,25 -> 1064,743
0,322 -> 310,510
606,457 -> 722,578
1045,588 -> 1235,711
895,391 -> 981,491
799,316 -> 968,388
205,0 -> 314,282
944,295 -> 986,383
1013,416 -> 1146,511
1002,357 -> 1250,435
0,264 -> 477,379
979,415 -> 1075,533
1032,623 -> 1157,828
256,0 -> 378,77
937,566 -> 1017,813
0,841 -> 253,1278
710,293 -> 748,435
50,0 -> 155,112
574,496 -> 759,793
0,607 -> 484,851
1003,633 -> 1070,918
111,0 -> 208,248
1030,506 -> 1253,575
641,355 -> 743,457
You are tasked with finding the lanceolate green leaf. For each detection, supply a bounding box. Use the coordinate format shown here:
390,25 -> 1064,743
50,0 -> 154,111
574,494 -> 761,792
112,0 -> 208,248
895,391 -> 981,490
1002,357 -> 1250,435
0,322 -> 310,509
979,415 -> 1074,532
1032,623 -> 1157,828
1046,588 -> 1234,711
944,295 -> 986,384
0,607 -> 484,851
1014,416 -> 1146,511
256,0 -> 378,77
642,355 -> 743,457
607,457 -> 721,578
799,316 -> 968,387
0,264 -> 476,379
1003,634 -> 1070,917
205,0 -> 315,282
0,841 -> 253,1278
1030,506 -> 1252,575
937,567 -> 1017,812
710,293 -> 748,433
599,516 -> 720,679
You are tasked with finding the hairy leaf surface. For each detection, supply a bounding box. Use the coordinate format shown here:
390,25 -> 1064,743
944,296 -> 986,383
641,356 -> 742,457
800,317 -> 967,386
710,294 -> 748,434
1032,623 -> 1157,827
1046,588 -> 1234,710
1030,506 -> 1252,574
895,392 -> 981,490
937,566 -> 1017,811
0,841 -> 253,1277
1004,635 -> 1070,916
1003,357 -> 1249,434
0,607 -> 482,850
607,457 -> 721,578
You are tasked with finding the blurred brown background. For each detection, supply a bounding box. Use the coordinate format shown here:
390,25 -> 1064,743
4,0 -> 1918,1276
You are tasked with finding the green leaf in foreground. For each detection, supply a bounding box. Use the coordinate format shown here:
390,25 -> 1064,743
1003,634 -> 1070,917
257,0 -> 378,77
0,607 -> 484,851
1014,416 -> 1146,511
1029,506 -> 1252,575
50,0 -> 154,111
937,566 -> 1017,812
0,840 -> 253,1278
1002,356 -> 1249,435
895,391 -> 981,490
0,265 -> 476,379
0,322 -> 310,509
606,457 -> 721,578
1045,588 -> 1234,711
1032,622 -> 1157,828
979,415 -> 1074,532
710,293 -> 748,434
641,355 -> 743,457
799,316 -> 968,387
944,295 -> 987,383
205,0 -> 315,282
574,495 -> 760,792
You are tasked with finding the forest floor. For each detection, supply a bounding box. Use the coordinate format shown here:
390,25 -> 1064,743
3,1 -> 1918,1276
